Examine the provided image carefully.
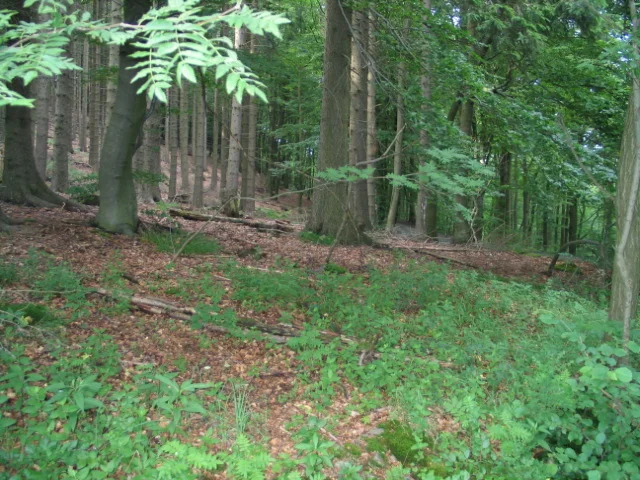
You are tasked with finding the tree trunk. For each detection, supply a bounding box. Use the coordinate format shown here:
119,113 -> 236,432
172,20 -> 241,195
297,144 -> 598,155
88,30 -> 101,170
192,86 -> 205,208
568,197 -> 578,254
221,27 -> 246,217
104,0 -> 121,128
415,0 -> 437,238
168,86 -> 179,199
307,0 -> 365,244
385,50 -> 406,230
96,0 -> 151,234
609,89 -> 640,343
143,98 -> 162,202
348,9 -> 371,231
366,9 -> 378,226
209,88 -> 219,193
496,152 -> 511,234
52,51 -> 73,192
34,75 -> 51,179
241,36 -> 258,215
453,100 -> 474,243
219,93 -> 229,194
1,79 -> 78,209
179,86 -> 190,192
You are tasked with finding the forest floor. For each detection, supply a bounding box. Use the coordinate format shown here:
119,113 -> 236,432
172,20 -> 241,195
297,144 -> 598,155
0,158 -> 613,479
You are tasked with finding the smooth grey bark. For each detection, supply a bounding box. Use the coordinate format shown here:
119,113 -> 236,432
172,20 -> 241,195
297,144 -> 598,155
241,33 -> 257,215
385,53 -> 406,230
348,9 -> 371,231
52,54 -> 73,192
168,86 -> 179,199
209,88 -> 219,192
34,76 -> 51,179
179,85 -> 190,192
609,89 -> 640,343
219,94 -> 229,194
221,27 -> 246,217
78,39 -> 88,152
192,86 -> 205,208
366,9 -> 377,226
307,0 -> 365,244
453,100 -> 474,243
1,79 -> 80,210
96,0 -> 150,234
88,34 -> 101,170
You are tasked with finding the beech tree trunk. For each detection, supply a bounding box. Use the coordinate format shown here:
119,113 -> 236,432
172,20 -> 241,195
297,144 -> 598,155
415,0 -> 437,238
52,52 -> 73,192
209,88 -> 219,192
366,9 -> 377,226
96,0 -> 150,234
221,27 -> 246,217
385,51 -> 406,230
192,86 -> 205,208
453,100 -> 474,243
34,76 -> 51,179
348,9 -> 371,231
168,86 -> 179,199
241,35 -> 258,215
1,79 -> 77,209
179,85 -> 190,192
307,0 -> 365,244
219,94 -> 229,194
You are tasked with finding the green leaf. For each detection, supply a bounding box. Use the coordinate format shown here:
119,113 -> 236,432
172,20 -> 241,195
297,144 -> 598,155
586,471 -> 601,480
595,432 -> 606,444
613,367 -> 633,383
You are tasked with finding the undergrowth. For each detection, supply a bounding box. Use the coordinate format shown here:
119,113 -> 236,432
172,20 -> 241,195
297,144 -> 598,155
2,248 -> 639,479
142,230 -> 221,256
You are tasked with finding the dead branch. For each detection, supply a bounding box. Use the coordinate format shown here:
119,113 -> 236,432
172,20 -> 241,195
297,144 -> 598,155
168,208 -> 294,233
546,240 -> 602,276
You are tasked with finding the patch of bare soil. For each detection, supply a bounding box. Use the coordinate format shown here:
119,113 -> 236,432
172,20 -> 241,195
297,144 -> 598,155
0,198 -> 604,476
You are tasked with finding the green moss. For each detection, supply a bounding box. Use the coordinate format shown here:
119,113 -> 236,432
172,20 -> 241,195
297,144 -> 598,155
554,262 -> 582,274
365,420 -> 448,476
0,261 -> 18,286
324,263 -> 347,275
0,303 -> 58,325
142,230 -> 221,255
341,442 -> 363,457
300,231 -> 335,246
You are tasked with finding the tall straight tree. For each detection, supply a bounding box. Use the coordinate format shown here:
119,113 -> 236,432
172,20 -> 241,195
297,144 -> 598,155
34,75 -> 51,179
415,0 -> 437,237
52,47 -> 73,192
366,9 -> 377,226
209,88 -> 220,192
192,86 -> 205,208
609,0 -> 640,343
241,31 -> 257,215
222,26 -> 246,217
349,8 -> 371,231
96,0 -> 151,234
179,85 -> 190,192
307,0 -> 365,244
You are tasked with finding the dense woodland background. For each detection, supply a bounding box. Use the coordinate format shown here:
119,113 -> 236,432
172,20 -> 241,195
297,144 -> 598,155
1,0 -> 640,478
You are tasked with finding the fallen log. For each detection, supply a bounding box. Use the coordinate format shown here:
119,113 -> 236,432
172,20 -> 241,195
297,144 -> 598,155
168,208 -> 294,233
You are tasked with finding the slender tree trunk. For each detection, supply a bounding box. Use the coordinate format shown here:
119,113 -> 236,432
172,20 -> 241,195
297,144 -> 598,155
241,35 -> 258,215
496,152 -> 511,234
34,76 -> 51,179
453,100 -> 474,243
96,0 -> 150,234
415,0 -> 437,238
568,197 -> 578,254
192,86 -> 205,208
78,38 -> 88,153
52,50 -> 73,192
366,9 -> 377,226
348,9 -> 371,231
179,85 -> 190,192
221,27 -> 246,217
88,20 -> 101,171
385,50 -> 406,230
209,88 -> 220,193
168,86 -> 179,199
104,0 -> 120,128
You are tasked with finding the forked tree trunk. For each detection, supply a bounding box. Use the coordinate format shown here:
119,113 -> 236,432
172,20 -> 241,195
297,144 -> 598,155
221,27 -> 245,217
348,9 -> 371,231
307,0 -> 365,244
168,86 -> 179,199
179,85 -> 190,192
96,0 -> 150,234
52,52 -> 73,192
